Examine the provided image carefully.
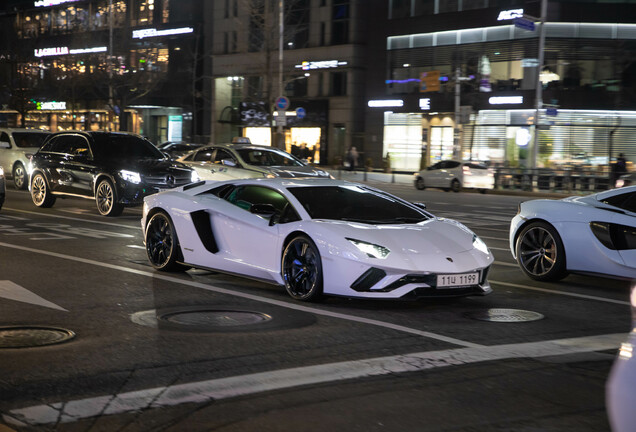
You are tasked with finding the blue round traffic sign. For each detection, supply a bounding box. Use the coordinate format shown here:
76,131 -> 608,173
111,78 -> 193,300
275,96 -> 290,110
296,107 -> 306,119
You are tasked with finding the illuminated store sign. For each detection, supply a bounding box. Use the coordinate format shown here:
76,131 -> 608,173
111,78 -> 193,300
37,101 -> 67,110
132,27 -> 194,39
368,100 -> 403,108
34,0 -> 79,7
35,47 -> 68,57
34,46 -> 107,57
497,9 -> 523,20
295,60 -> 347,70
419,98 -> 431,110
489,96 -> 523,105
70,47 -> 107,55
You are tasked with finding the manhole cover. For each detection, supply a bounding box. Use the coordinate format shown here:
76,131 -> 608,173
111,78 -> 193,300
0,326 -> 76,348
131,306 -> 315,332
160,310 -> 272,328
466,308 -> 545,323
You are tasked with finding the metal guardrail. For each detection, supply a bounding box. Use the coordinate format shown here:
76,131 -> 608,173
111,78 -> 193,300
494,168 -> 612,193
331,167 -> 614,194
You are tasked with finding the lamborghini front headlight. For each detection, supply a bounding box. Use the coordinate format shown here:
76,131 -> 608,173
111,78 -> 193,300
347,238 -> 390,259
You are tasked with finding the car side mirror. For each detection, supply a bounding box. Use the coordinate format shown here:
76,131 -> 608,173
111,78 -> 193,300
250,203 -> 280,225
412,202 -> 427,210
222,159 -> 237,167
426,166 -> 432,171
0,141 -> 10,149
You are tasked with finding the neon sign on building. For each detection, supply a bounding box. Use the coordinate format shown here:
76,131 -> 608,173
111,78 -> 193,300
132,27 -> 194,39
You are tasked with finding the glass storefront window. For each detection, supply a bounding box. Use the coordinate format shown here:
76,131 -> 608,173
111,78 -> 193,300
429,126 -> 453,162
383,113 -> 423,171
290,128 -> 321,164
244,127 -> 272,147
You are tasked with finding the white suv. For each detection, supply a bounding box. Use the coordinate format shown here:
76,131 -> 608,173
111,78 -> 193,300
414,160 -> 495,193
0,128 -> 51,189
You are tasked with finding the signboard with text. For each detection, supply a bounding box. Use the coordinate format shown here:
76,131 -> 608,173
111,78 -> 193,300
420,71 -> 440,92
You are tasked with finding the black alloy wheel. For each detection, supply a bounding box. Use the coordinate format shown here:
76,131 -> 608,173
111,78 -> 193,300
145,211 -> 187,271
31,173 -> 56,208
516,221 -> 567,281
415,177 -> 426,190
282,235 -> 323,301
95,179 -> 124,216
13,163 -> 27,190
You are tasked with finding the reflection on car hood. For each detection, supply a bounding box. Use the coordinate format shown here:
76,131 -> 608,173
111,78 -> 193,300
318,218 -> 477,254
268,166 -> 331,178
109,158 -> 191,174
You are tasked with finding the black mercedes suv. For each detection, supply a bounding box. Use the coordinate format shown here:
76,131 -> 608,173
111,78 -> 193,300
30,131 -> 197,216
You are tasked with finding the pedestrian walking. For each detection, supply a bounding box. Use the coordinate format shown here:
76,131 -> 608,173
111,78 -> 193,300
346,146 -> 358,172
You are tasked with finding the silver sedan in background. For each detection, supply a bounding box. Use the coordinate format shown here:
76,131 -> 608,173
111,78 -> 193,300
177,143 -> 333,181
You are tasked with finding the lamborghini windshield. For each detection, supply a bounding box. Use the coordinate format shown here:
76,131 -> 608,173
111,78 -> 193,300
288,185 -> 430,224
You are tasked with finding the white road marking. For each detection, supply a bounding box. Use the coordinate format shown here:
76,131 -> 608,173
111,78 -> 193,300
3,208 -> 138,230
479,235 -> 508,241
3,333 -> 625,427
490,280 -> 631,305
126,245 -> 145,249
0,280 -> 67,311
487,246 -> 510,251
492,261 -> 518,267
0,241 -> 481,348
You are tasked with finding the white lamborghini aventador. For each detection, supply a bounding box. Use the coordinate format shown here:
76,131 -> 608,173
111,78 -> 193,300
142,178 -> 494,301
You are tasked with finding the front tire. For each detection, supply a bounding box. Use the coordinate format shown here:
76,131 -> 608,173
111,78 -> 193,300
451,179 -> 461,193
31,173 -> 56,208
13,163 -> 27,190
415,177 -> 426,190
282,235 -> 323,301
145,211 -> 187,272
515,221 -> 567,281
95,179 -> 124,216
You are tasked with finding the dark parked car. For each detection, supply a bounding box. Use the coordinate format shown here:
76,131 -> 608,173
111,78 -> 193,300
29,131 -> 197,216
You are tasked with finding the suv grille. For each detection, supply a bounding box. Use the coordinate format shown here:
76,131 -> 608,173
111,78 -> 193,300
143,173 -> 192,189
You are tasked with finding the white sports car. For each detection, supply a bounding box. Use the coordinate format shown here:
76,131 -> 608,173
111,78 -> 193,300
142,178 -> 494,301
510,186 -> 636,281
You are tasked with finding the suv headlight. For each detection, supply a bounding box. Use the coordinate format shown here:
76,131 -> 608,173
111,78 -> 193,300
119,170 -> 141,184
191,170 -> 200,182
347,238 -> 390,259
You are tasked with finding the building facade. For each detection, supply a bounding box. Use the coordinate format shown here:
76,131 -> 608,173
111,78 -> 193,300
203,0 -> 371,165
365,0 -> 636,172
0,0 -> 204,144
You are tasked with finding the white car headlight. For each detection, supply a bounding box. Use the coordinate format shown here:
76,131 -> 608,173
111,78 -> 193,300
347,238 -> 390,259
473,234 -> 490,255
0,166 -> 4,177
119,169 -> 141,184
191,170 -> 200,182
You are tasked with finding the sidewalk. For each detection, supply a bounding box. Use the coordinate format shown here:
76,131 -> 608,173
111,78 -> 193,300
327,168 -> 578,198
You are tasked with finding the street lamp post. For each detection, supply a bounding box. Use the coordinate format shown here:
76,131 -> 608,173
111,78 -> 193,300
276,0 -> 284,149
531,0 -> 548,170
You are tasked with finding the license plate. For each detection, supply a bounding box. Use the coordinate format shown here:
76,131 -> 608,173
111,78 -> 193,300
437,272 -> 479,288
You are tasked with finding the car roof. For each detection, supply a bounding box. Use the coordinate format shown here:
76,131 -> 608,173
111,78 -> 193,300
0,128 -> 50,133
197,143 -> 288,152
196,177 -> 357,190
592,185 -> 636,200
